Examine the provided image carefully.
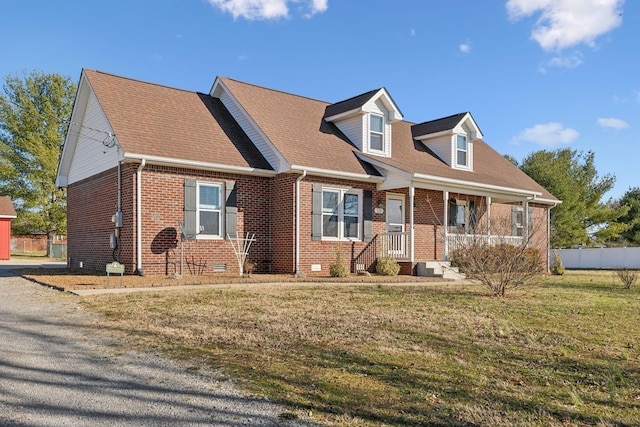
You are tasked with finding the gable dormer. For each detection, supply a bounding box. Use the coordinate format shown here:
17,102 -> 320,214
324,88 -> 402,158
411,112 -> 483,172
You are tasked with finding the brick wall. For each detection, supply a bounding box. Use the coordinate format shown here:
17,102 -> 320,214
268,173 -> 296,273
138,165 -> 271,276
67,165 -> 135,273
297,176 -> 380,275
68,163 -> 551,276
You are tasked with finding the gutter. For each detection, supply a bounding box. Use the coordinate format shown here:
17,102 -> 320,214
123,153 -> 277,177
295,170 -> 307,276
136,159 -> 146,275
412,172 -> 542,199
289,164 -> 384,183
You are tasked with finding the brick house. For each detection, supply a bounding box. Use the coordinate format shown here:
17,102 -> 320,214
55,70 -> 559,276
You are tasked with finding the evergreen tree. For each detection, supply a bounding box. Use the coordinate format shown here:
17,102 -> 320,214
616,187 -> 640,245
519,148 -> 628,247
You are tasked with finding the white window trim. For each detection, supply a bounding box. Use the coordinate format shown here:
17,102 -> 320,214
321,187 -> 363,241
196,181 -> 224,239
512,206 -> 533,238
455,134 -> 469,169
369,113 -> 385,154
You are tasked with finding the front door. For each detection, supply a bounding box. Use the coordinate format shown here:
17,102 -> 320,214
386,195 -> 405,257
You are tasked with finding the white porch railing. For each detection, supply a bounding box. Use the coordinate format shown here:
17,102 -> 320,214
447,233 -> 524,253
380,232 -> 411,261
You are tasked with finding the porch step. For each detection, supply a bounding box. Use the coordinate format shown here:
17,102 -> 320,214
416,261 -> 466,280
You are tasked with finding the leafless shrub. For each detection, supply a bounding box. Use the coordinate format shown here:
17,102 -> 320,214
451,240 -> 543,297
447,209 -> 546,296
615,268 -> 637,289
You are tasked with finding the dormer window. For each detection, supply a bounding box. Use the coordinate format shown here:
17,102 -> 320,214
369,114 -> 384,152
411,112 -> 480,171
324,88 -> 401,158
456,134 -> 468,167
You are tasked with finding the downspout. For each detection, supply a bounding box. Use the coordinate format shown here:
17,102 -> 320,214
116,154 -> 122,213
115,158 -> 122,262
295,170 -> 307,276
136,159 -> 146,275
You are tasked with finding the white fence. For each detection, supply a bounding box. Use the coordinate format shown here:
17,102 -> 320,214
555,247 -> 640,269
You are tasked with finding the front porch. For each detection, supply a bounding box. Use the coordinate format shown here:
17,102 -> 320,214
351,230 -> 525,275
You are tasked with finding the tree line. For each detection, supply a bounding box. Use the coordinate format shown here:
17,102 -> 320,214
0,70 -> 638,250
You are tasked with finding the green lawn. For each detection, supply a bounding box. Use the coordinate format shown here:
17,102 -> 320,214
80,271 -> 640,426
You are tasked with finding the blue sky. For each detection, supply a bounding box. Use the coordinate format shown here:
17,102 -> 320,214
2,0 -> 637,199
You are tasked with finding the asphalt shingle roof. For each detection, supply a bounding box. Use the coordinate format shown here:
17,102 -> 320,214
83,70 -> 272,171
323,89 -> 380,118
83,70 -> 557,201
411,112 -> 469,137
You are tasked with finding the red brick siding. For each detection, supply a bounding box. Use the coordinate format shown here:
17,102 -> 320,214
67,165 -> 136,273
297,177 -> 380,276
138,165 -> 271,276
67,164 -> 551,276
413,189 -> 446,261
268,173 -> 296,274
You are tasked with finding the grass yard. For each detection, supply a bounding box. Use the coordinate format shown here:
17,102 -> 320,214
80,271 -> 640,426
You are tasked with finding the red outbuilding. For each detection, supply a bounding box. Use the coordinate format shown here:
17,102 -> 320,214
0,197 -> 17,260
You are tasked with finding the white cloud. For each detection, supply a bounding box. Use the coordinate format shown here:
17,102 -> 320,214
613,94 -> 627,103
513,122 -> 579,147
459,42 -> 471,54
548,51 -> 583,68
310,0 -> 328,15
538,51 -> 584,72
597,117 -> 630,130
207,0 -> 328,20
506,0 -> 624,51
410,28 -> 416,37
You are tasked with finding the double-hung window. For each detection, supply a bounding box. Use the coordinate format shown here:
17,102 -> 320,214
449,199 -> 477,234
197,182 -> 223,238
513,209 -> 524,237
369,114 -> 384,152
512,206 -> 533,238
456,134 -> 468,167
322,188 -> 362,240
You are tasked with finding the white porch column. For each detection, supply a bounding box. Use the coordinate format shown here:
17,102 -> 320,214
523,199 -> 529,242
486,196 -> 491,236
443,191 -> 449,260
409,184 -> 415,262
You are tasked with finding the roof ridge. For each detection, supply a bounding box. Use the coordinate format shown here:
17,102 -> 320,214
328,88 -> 382,106
220,76 -> 339,106
414,111 -> 468,126
85,69 -> 199,95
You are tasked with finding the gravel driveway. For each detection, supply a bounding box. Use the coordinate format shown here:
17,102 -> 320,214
0,268 -> 319,426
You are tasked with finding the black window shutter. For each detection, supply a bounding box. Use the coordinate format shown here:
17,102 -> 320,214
469,200 -> 477,231
449,199 -> 457,226
184,179 -> 197,239
225,181 -> 238,239
511,206 -> 518,236
363,190 -> 372,242
528,206 -> 533,236
312,184 -> 322,241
